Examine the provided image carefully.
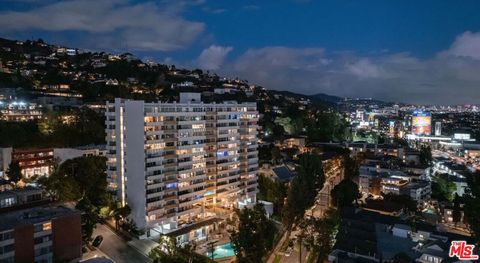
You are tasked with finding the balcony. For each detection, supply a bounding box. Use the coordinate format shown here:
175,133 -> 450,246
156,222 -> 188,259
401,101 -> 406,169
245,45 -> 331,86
163,194 -> 177,201
163,162 -> 177,168
164,203 -> 178,210
164,177 -> 178,184
164,187 -> 178,193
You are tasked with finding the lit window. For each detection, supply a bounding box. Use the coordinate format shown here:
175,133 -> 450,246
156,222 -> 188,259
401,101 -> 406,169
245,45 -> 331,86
42,222 -> 52,231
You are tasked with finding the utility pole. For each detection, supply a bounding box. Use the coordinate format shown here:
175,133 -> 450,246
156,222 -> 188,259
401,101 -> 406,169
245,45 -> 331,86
298,234 -> 303,263
207,240 -> 217,261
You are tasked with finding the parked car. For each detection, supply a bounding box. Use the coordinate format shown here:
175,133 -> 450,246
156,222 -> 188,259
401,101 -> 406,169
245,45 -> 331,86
285,244 -> 293,257
92,235 -> 103,247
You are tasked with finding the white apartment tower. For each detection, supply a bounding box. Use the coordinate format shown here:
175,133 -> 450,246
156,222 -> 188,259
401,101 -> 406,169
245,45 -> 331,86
105,93 -> 258,238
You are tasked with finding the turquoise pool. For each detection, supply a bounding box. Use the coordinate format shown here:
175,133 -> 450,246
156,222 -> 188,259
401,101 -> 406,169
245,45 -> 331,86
423,208 -> 436,214
206,243 -> 235,259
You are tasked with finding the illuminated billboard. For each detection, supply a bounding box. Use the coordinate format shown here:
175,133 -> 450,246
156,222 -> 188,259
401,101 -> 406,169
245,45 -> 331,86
411,111 -> 431,135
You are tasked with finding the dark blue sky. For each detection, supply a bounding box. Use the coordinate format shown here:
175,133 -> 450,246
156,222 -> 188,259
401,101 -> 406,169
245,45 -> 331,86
186,0 -> 480,57
2,0 -> 480,104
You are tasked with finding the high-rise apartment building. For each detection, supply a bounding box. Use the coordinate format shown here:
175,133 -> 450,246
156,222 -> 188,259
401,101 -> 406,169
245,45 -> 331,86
105,93 -> 258,240
435,121 -> 442,136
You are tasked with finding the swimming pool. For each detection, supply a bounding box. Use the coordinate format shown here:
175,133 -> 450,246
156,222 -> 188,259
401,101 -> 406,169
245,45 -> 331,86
205,243 -> 235,259
423,208 -> 436,214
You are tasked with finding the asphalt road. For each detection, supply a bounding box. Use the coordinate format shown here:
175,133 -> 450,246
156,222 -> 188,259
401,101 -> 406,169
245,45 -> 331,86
280,244 -> 309,263
93,224 -> 151,263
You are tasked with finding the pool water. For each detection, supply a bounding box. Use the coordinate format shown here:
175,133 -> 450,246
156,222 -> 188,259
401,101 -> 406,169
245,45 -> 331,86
423,208 -> 436,214
206,243 -> 235,259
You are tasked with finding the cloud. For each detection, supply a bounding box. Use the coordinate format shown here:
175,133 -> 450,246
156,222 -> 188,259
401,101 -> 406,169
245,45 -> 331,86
346,58 -> 387,79
217,34 -> 480,104
442,31 -> 480,60
197,45 -> 233,70
0,0 -> 204,51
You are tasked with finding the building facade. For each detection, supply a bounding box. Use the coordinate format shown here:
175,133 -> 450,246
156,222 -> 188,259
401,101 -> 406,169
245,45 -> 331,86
12,148 -> 53,178
105,94 -> 258,238
0,101 -> 43,122
0,204 -> 82,263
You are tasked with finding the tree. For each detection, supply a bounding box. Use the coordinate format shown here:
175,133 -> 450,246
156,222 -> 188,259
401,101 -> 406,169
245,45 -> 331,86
6,161 -> 22,184
452,193 -> 462,226
230,203 -> 277,263
149,235 -> 212,263
271,146 -> 281,165
464,172 -> 480,244
300,208 -> 339,261
37,159 -> 82,201
37,156 -> 109,241
284,153 -> 325,227
343,154 -> 360,181
113,204 -> 131,231
330,179 -> 359,208
383,193 -> 418,213
431,174 -> 456,201
121,218 -> 144,236
77,198 -> 101,241
274,117 -> 295,135
419,146 -> 432,166
257,175 -> 287,217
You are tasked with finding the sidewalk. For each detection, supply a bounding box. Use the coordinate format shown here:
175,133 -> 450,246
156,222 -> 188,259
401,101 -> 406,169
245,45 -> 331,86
266,230 -> 290,263
81,247 -> 114,262
127,238 -> 159,258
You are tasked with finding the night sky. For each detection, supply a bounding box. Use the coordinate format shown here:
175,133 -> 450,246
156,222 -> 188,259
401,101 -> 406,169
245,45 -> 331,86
2,0 -> 480,104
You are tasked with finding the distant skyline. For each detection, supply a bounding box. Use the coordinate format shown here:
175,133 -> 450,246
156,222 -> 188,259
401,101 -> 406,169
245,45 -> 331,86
2,0 -> 480,104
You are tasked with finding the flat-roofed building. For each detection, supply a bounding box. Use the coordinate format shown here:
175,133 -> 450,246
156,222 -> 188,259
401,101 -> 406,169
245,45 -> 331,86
105,93 -> 259,240
0,204 -> 82,263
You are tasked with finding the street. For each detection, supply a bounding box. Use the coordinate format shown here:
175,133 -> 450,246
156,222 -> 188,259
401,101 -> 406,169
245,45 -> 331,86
267,230 -> 310,263
281,244 -> 309,263
92,224 -> 152,263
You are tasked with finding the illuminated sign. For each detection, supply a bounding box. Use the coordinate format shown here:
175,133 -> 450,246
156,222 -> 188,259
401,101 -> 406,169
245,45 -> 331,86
412,111 -> 431,135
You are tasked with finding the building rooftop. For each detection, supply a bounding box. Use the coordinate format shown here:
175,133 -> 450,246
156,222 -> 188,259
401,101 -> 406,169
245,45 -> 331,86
375,223 -> 416,261
404,180 -> 430,190
272,166 -> 296,182
0,203 -> 79,231
166,217 -> 220,237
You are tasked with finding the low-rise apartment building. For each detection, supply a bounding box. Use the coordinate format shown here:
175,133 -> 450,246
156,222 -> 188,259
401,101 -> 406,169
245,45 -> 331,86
12,148 -> 54,178
0,204 -> 82,263
0,101 -> 43,122
359,165 -> 431,202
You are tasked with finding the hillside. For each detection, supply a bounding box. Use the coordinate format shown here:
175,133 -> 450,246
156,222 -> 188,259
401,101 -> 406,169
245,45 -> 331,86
0,37 -> 350,148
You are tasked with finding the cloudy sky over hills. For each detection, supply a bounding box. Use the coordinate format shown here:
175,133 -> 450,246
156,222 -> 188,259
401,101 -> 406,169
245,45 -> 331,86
2,0 -> 480,104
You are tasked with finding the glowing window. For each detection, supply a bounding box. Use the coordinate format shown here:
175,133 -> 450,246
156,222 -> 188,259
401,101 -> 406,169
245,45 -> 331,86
42,222 -> 52,231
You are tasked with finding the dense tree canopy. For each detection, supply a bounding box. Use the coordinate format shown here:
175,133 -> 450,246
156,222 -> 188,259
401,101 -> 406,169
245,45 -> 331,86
331,179 -> 359,208
0,107 -> 105,147
37,156 -> 109,240
431,174 -> 457,202
464,172 -> 480,245
383,193 -> 418,213
300,208 -> 340,261
230,203 -> 277,263
284,153 -> 325,227
149,236 -> 212,263
257,175 -> 288,218
452,193 -> 462,226
6,161 -> 22,183
419,146 -> 433,166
